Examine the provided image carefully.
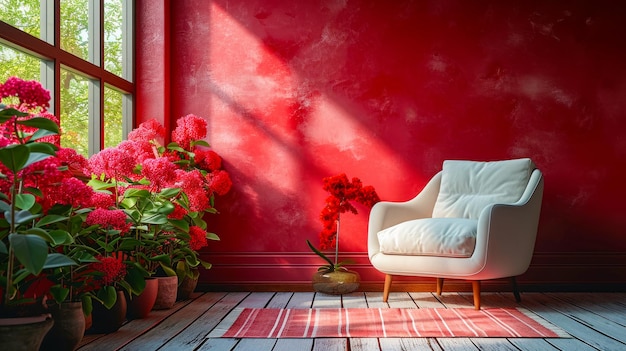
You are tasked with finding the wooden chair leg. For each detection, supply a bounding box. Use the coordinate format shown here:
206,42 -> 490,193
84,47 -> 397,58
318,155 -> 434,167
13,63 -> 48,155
511,276 -> 521,303
383,274 -> 393,302
472,280 -> 481,310
436,278 -> 444,296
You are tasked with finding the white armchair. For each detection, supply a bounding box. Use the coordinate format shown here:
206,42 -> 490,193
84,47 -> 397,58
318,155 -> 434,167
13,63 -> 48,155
368,158 -> 543,309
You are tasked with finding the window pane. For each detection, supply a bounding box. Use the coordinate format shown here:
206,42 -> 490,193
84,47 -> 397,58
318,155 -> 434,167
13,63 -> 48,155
104,0 -> 123,77
0,43 -> 40,83
60,69 -> 89,156
0,0 -> 41,39
104,86 -> 123,148
60,0 -> 89,61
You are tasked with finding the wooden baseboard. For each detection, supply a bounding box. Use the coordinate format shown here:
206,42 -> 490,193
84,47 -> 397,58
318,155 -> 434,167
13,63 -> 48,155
198,280 -> 626,293
198,251 -> 626,292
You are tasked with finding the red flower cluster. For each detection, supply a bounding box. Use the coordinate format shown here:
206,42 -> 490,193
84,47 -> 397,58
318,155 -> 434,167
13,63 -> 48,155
319,174 -> 380,250
92,255 -> 127,286
189,225 -> 209,251
86,208 -> 131,235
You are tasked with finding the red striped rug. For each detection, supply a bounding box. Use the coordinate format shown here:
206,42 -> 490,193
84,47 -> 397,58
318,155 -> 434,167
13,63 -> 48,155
220,308 -> 566,338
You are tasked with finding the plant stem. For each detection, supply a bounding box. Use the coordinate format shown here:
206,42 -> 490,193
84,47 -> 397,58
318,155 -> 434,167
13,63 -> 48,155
334,214 -> 340,266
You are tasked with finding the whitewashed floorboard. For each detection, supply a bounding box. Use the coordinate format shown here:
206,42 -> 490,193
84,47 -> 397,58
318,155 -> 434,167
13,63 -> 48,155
469,338 -> 519,351
266,292 -> 293,308
508,338 -> 561,351
312,338 -> 347,351
232,338 -> 276,351
379,337 -> 443,351
545,337 -> 602,351
409,292 -> 444,309
286,292 -> 315,309
272,338 -> 314,351
312,292 -> 342,308
521,293 -> 626,351
196,338 -> 239,351
436,338 -> 479,351
350,338 -> 381,351
342,292 -> 368,308
386,292 -> 419,308
365,292 -> 389,308
534,293 -> 626,345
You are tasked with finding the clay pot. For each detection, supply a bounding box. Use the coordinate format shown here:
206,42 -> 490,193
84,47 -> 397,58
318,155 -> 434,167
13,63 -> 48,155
0,314 -> 54,351
177,273 -> 199,301
152,276 -> 178,310
87,291 -> 127,334
40,301 -> 85,351
127,277 -> 159,319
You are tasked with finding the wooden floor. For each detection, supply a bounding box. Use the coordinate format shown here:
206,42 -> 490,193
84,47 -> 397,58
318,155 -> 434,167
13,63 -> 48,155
77,291 -> 626,351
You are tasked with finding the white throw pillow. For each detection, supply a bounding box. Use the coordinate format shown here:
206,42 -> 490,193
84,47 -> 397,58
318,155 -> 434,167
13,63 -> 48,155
377,218 -> 477,257
432,158 -> 534,219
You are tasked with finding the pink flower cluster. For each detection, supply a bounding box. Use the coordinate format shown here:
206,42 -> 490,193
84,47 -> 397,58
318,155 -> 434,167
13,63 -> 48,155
0,76 -> 50,111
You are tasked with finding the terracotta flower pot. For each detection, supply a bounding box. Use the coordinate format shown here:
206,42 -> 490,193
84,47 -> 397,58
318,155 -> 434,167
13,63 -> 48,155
152,276 -> 178,310
127,277 -> 158,319
177,273 -> 199,301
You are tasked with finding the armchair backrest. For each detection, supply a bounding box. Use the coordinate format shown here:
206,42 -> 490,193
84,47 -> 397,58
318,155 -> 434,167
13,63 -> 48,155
432,158 -> 536,219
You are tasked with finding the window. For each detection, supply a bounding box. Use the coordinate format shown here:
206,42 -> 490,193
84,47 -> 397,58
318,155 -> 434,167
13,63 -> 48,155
0,0 -> 133,156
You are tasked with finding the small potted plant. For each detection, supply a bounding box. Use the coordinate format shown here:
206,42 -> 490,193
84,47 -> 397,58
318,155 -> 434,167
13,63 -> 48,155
308,173 -> 380,294
0,77 -> 77,349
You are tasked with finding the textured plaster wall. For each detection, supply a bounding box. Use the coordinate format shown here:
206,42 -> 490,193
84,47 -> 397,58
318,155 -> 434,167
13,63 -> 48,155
137,0 -> 626,287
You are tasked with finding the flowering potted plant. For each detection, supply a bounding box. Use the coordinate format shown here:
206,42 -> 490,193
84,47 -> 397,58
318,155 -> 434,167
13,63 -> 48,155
85,114 -> 232,301
0,77 -> 79,349
308,173 -> 379,294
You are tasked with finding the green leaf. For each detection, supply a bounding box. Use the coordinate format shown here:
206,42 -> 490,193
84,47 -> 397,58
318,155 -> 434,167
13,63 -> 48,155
140,213 -> 168,225
17,116 -> 60,133
47,229 -> 73,245
6,209 -> 40,225
191,140 -> 210,148
0,200 -> 10,212
24,152 -> 54,169
206,232 -> 220,241
43,253 -> 77,269
124,188 -> 151,198
87,178 -> 115,191
125,266 -> 147,295
158,263 -> 177,277
9,233 -> 49,275
0,107 -> 29,121
81,295 -> 93,316
25,140 -> 57,155
0,144 -> 29,172
149,254 -> 172,266
306,239 -> 335,269
15,193 -> 36,210
98,285 -> 118,309
159,187 -> 181,198
49,285 -> 70,304
36,214 -> 70,227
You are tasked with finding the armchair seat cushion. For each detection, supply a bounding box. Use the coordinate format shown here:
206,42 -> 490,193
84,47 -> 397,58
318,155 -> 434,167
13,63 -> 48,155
377,218 -> 477,258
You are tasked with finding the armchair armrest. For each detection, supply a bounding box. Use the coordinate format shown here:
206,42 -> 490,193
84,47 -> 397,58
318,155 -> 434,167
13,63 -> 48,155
368,172 -> 442,259
474,169 -> 544,278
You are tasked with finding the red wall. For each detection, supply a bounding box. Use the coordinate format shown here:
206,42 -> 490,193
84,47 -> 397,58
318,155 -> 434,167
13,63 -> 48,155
137,0 -> 626,290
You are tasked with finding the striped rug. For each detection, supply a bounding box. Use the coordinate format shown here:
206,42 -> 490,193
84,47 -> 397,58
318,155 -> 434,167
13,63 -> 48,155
220,308 -> 567,338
